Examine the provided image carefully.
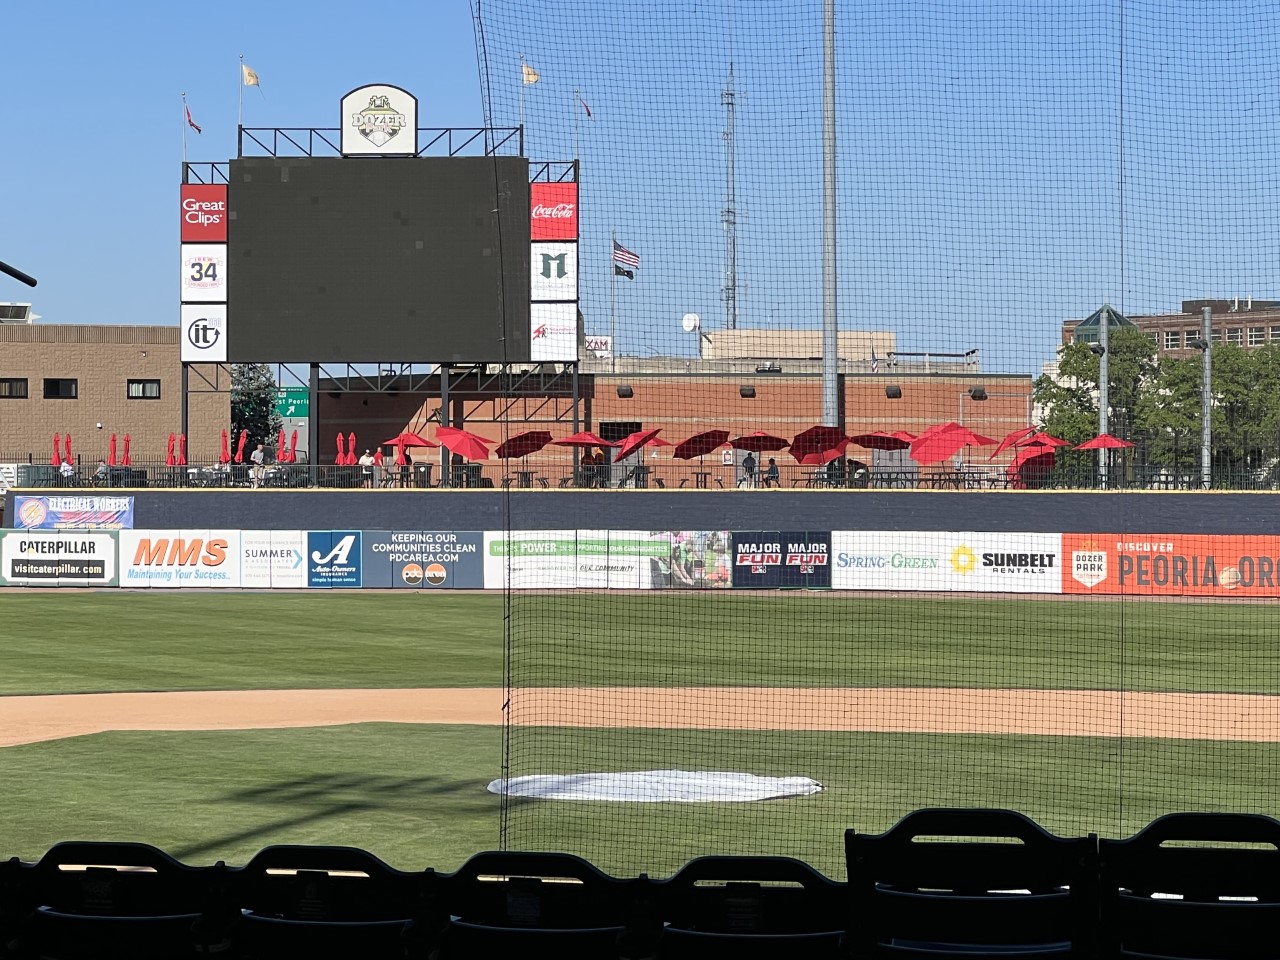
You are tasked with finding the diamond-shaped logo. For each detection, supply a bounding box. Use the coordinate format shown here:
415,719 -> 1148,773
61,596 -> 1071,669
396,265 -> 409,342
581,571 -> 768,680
1072,539 -> 1107,588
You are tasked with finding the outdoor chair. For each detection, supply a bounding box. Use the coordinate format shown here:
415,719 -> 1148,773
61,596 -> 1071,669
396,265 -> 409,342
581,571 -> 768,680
17,841 -> 230,959
846,808 -> 1098,960
655,856 -> 846,959
233,845 -> 434,958
1099,812 -> 1280,960
439,851 -> 646,959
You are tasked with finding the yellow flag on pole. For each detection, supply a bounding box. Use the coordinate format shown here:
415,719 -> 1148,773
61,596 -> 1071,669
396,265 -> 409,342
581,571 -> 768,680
242,63 -> 261,87
521,62 -> 540,85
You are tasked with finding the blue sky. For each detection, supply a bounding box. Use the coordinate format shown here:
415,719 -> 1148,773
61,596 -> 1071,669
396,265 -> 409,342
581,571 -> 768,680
5,1 -> 1280,374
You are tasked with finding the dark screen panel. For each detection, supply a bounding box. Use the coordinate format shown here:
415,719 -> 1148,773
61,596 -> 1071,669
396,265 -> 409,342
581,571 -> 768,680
226,157 -> 530,363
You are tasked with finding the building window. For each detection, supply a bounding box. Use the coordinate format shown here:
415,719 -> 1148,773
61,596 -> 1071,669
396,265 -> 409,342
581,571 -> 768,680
42,378 -> 78,399
1211,328 -> 1222,343
1227,327 -> 1243,345
1163,330 -> 1181,350
1185,329 -> 1200,345
0,378 -> 28,399
1250,327 -> 1266,346
127,379 -> 161,399
1271,326 -> 1280,341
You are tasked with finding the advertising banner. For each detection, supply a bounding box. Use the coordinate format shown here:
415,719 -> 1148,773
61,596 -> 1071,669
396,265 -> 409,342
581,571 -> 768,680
13,495 -> 134,530
530,241 -> 578,301
0,531 -> 118,586
732,531 -> 832,589
530,182 -> 578,240
307,531 -> 363,588
362,531 -> 484,588
180,304 -> 227,362
180,185 -> 227,242
529,301 -> 578,363
649,531 -> 733,589
180,243 -> 227,303
831,532 -> 1062,593
1062,533 -> 1280,597
484,531 -> 673,589
118,530 -> 242,588
240,531 -> 306,589
340,84 -> 418,156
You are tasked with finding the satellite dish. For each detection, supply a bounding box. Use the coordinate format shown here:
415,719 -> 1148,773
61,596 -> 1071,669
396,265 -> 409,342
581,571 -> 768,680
681,313 -> 701,333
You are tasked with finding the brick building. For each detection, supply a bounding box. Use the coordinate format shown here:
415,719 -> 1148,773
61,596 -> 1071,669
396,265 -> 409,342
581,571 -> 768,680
0,324 -> 227,463
1061,299 -> 1280,360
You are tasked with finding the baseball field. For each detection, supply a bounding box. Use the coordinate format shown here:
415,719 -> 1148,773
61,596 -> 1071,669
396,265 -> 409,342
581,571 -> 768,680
1,590 -> 1276,877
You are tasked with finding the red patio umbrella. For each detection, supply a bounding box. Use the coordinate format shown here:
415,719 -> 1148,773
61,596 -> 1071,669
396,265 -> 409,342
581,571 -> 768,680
847,431 -> 912,451
108,433 -> 118,466
64,434 -> 72,465
789,425 -> 847,464
381,431 -> 439,449
796,444 -> 851,466
1008,446 -> 1056,489
121,434 -> 132,466
612,428 -> 663,463
436,426 -> 493,461
218,429 -> 230,464
910,425 -> 997,465
346,432 -> 358,465
554,430 -> 618,448
277,428 -> 286,461
394,436 -> 406,466
288,430 -> 299,463
673,430 -> 730,460
1016,431 -> 1070,449
495,430 -> 554,459
730,431 -> 791,452
990,426 -> 1040,459
1074,433 -> 1135,450
51,433 -> 60,466
165,434 -> 176,466
235,430 -> 248,464
334,432 -> 346,465
177,434 -> 187,466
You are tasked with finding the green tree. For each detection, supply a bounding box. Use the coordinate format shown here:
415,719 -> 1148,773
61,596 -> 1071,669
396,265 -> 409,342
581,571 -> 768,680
230,363 -> 282,451
1034,327 -> 1157,444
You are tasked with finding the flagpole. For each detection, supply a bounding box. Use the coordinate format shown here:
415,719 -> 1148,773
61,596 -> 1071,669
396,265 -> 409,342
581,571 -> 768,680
518,54 -> 526,137
573,88 -> 580,161
238,54 -> 245,130
181,92 -> 188,166
610,230 -> 617,373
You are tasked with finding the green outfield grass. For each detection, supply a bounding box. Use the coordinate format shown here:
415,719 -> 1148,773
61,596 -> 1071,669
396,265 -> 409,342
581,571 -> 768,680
0,591 -> 1276,695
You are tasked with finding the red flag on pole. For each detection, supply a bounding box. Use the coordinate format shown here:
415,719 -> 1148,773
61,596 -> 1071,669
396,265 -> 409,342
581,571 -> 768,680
185,105 -> 202,134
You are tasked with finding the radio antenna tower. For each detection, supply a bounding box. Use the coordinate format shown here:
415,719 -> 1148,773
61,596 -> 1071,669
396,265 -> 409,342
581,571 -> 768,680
721,60 -> 739,330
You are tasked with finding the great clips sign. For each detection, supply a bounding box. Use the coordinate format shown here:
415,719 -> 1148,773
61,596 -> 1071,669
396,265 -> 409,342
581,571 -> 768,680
531,182 -> 578,240
180,185 -> 227,242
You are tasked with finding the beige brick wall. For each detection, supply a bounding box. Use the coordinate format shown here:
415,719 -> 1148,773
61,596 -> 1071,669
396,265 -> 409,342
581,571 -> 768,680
0,325 -> 228,462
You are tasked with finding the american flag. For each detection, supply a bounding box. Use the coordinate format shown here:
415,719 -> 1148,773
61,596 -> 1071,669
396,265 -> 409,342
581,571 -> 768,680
870,349 -> 879,373
612,240 -> 640,268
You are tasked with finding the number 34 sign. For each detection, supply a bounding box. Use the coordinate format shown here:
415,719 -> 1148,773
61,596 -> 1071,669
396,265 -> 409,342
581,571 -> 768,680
180,243 -> 227,303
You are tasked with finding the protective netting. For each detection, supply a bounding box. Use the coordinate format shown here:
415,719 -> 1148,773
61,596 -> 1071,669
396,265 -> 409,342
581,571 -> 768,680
474,0 -> 1280,878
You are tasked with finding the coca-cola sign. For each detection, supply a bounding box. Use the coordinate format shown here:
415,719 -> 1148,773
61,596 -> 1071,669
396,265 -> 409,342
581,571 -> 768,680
180,185 -> 227,242
530,183 -> 578,240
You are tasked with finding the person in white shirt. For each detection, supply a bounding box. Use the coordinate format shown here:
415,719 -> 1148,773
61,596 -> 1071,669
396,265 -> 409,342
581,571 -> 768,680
59,458 -> 76,485
358,449 -> 376,488
249,444 -> 266,487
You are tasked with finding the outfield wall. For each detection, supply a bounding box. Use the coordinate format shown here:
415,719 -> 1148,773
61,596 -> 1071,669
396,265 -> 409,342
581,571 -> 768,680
5,489 -> 1280,535
4,526 -> 1280,597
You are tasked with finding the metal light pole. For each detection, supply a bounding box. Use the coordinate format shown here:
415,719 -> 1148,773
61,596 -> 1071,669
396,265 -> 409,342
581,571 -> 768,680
1200,305 -> 1212,488
820,0 -> 839,426
1097,307 -> 1110,488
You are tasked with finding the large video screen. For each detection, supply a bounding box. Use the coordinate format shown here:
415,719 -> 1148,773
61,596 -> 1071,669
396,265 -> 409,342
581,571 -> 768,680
226,157 -> 530,363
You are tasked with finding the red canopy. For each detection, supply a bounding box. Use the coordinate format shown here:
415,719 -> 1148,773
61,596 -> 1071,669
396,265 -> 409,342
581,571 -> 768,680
847,431 -> 912,451
394,436 -> 406,467
108,433 -> 118,467
436,426 -> 493,461
51,433 -> 60,466
121,434 -> 132,467
64,434 -> 72,465
495,430 -> 553,459
346,432 -> 358,466
334,432 -> 346,465
1016,431 -> 1070,449
1074,433 -> 1135,450
165,433 -> 176,467
382,431 -> 438,448
554,430 -> 617,448
1008,446 -> 1056,488
730,431 -> 791,452
910,425 -> 997,465
789,425 -> 847,464
177,434 -> 187,466
990,426 -> 1040,459
796,444 -> 850,466
235,430 -> 248,464
277,428 -> 286,461
673,430 -> 730,460
288,430 -> 299,463
218,429 -> 230,464
613,428 -> 664,463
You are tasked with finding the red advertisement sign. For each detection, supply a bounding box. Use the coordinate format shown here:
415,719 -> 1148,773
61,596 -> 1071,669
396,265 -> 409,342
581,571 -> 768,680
180,185 -> 228,242
1062,532 -> 1280,597
530,182 -> 578,240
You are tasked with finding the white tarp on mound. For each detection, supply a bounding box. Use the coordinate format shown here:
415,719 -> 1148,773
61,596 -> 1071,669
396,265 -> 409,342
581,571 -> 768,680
486,770 -> 823,803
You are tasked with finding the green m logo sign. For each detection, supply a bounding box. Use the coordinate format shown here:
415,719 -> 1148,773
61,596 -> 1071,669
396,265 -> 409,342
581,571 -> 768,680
540,252 -> 568,279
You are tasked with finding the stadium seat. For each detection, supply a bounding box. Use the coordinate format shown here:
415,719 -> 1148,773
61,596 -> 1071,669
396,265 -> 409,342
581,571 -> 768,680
439,851 -> 649,958
1099,812 -> 1280,960
655,855 -> 846,959
15,841 -> 230,959
233,845 -> 436,958
846,808 -> 1098,960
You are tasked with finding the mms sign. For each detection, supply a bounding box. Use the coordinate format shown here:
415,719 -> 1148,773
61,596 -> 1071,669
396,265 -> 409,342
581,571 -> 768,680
119,529 -> 240,588
307,531 -> 362,588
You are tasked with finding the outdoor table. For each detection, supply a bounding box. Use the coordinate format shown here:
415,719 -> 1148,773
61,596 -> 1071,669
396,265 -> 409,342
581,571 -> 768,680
632,465 -> 651,488
693,471 -> 711,489
515,470 -> 535,488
